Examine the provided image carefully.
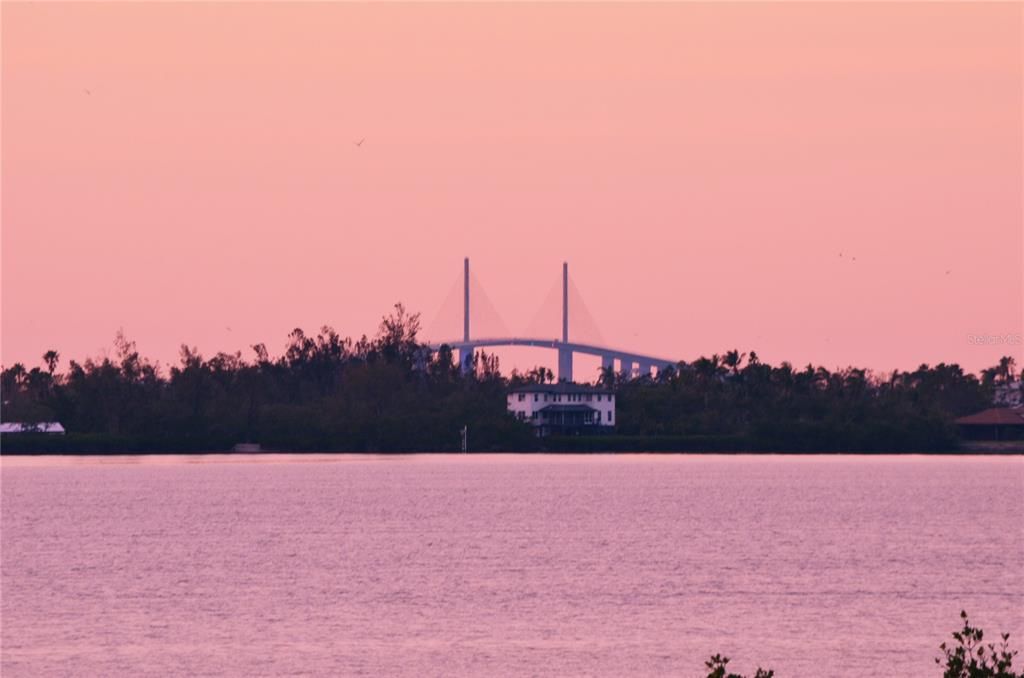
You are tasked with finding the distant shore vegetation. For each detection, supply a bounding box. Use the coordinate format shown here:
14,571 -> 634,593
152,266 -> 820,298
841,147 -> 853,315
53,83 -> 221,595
1,304 -> 1020,454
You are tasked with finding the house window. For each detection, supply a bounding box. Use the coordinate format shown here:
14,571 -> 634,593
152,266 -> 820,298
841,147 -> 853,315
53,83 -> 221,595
518,394 -> 525,402
534,394 -> 538,402
596,410 -> 601,422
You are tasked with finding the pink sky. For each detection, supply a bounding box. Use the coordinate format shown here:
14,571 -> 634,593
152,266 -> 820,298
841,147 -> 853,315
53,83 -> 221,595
2,2 -> 1021,377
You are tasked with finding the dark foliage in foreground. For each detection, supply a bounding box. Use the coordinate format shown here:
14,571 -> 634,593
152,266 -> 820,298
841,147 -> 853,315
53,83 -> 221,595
938,611 -> 1021,678
705,654 -> 774,678
1,305 -> 1016,452
706,611 -> 1020,677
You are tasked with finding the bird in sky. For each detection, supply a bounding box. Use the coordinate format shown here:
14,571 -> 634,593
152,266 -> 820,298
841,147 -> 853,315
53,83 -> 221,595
354,138 -> 365,147
83,88 -> 92,95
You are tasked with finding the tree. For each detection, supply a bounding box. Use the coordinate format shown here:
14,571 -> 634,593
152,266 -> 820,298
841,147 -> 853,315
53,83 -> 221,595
998,357 -> 1017,383
703,612 -> 1019,677
377,303 -> 422,369
723,349 -> 746,377
937,611 -> 1021,678
704,654 -> 774,678
43,350 -> 60,375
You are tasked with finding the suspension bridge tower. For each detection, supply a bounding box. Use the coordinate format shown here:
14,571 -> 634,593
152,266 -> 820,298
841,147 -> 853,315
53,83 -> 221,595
558,261 -> 572,382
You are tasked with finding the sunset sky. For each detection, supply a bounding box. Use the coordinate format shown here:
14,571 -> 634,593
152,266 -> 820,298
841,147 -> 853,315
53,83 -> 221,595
2,2 -> 1021,377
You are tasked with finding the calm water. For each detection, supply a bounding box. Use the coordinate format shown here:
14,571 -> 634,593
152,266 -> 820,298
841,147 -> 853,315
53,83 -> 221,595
2,454 -> 1022,677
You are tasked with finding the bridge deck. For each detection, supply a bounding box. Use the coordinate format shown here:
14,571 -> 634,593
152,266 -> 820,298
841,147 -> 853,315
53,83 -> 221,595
427,337 -> 677,368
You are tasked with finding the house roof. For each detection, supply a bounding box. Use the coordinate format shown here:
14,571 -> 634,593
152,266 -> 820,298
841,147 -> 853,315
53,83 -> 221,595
954,408 -> 1024,426
538,404 -> 598,414
510,382 -> 613,395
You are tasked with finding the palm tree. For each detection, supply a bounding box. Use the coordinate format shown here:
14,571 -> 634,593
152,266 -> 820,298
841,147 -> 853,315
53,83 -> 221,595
723,350 -> 746,377
43,350 -> 60,375
996,356 -> 1017,385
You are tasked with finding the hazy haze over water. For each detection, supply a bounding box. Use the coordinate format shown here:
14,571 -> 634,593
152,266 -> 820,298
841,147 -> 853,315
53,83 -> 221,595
2,454 -> 1022,676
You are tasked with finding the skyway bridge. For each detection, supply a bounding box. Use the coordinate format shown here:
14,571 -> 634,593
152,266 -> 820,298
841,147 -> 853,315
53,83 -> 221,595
428,259 -> 678,382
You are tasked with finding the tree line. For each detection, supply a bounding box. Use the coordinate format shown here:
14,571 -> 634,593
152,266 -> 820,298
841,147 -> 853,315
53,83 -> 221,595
598,351 -> 1016,452
1,304 -> 1019,453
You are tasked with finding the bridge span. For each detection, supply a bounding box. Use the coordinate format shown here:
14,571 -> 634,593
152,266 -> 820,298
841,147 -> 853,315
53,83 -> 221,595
429,336 -> 678,381
431,259 -> 678,381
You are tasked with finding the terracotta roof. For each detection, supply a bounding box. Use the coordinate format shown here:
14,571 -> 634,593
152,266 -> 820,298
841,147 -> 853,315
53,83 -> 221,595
955,408 -> 1024,426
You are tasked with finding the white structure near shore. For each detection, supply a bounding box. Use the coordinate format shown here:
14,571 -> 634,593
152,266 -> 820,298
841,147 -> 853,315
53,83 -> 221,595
507,383 -> 615,436
0,422 -> 66,435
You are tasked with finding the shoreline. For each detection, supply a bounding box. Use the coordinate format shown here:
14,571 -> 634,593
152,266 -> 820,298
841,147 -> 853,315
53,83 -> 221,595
5,432 -> 1023,456
3,448 -> 1022,457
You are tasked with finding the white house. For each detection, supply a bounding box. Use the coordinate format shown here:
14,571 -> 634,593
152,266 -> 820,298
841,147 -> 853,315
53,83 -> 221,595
994,381 -> 1023,408
0,422 -> 66,435
507,382 -> 615,436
